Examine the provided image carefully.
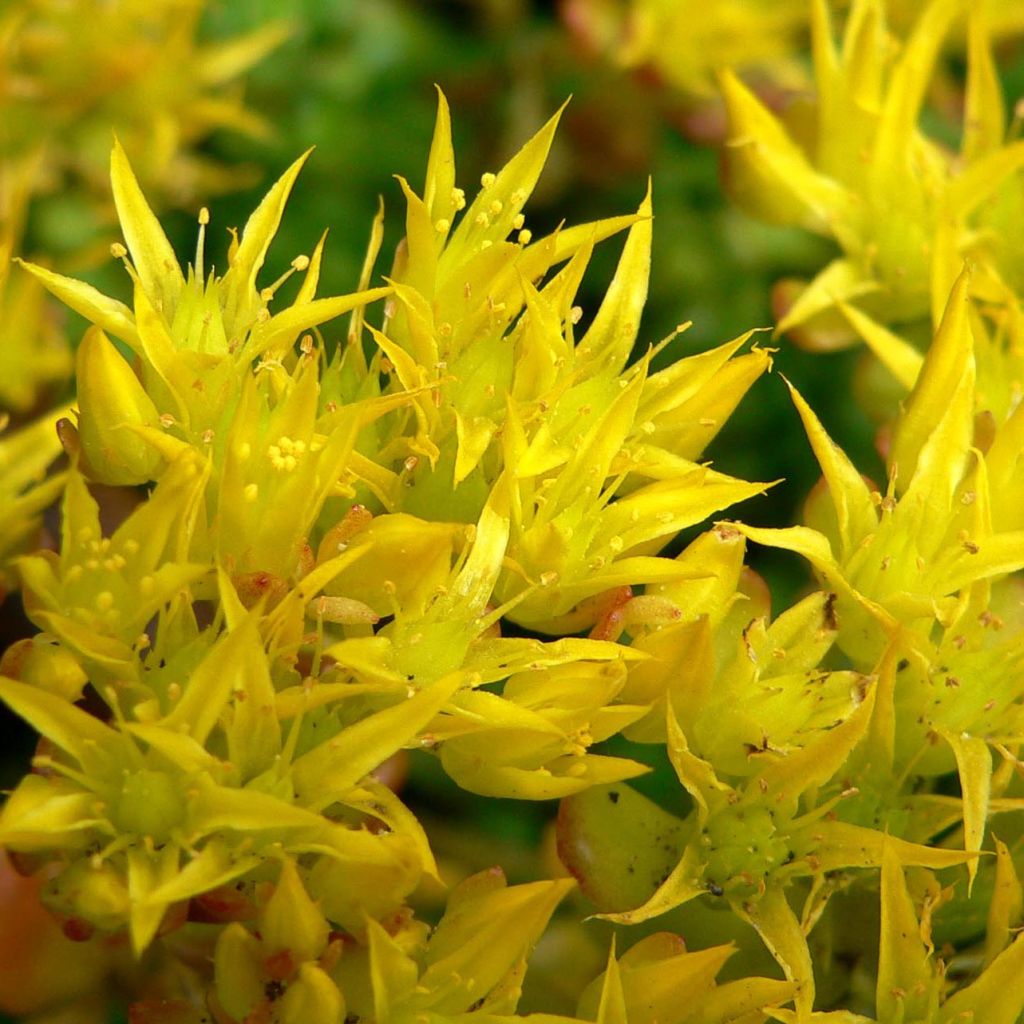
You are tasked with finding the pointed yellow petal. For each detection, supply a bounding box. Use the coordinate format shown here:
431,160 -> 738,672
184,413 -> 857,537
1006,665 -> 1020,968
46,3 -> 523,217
940,728 -> 991,893
734,886 -> 815,1020
14,259 -> 139,348
876,843 -> 935,1022
247,285 -> 392,361
425,87 -> 457,225
142,840 -> 262,908
224,149 -> 313,322
784,379 -> 877,559
126,843 -> 180,956
291,672 -> 464,797
776,259 -> 878,337
838,299 -> 922,390
442,100 -> 568,271
810,820 -> 976,873
0,675 -> 117,772
111,138 -> 184,318
577,183 -> 652,376
756,675 -> 875,809
872,0 -> 959,176
720,69 -> 850,232
594,941 -> 628,1024
938,933 -> 1024,1024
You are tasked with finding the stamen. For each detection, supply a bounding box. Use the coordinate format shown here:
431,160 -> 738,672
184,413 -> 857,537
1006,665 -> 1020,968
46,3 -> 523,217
261,256 -> 308,302
195,208 -> 209,285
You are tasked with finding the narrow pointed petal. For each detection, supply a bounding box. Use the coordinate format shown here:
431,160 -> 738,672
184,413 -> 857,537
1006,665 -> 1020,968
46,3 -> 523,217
111,138 -> 184,317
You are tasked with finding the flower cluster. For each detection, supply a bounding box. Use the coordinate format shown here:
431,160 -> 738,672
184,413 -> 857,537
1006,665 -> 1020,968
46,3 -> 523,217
4,3 -> 1024,1022
0,94 -> 786,1022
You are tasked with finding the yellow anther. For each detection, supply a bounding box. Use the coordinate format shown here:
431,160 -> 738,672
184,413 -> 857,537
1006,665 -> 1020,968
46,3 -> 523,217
198,207 -> 210,226
291,254 -> 310,271
434,218 -> 451,233
450,187 -> 466,209
139,575 -> 155,596
123,539 -> 140,556
480,171 -> 496,188
512,213 -> 525,230
95,591 -> 115,612
517,228 -> 532,245
489,199 -> 503,215
570,306 -> 582,324
159,413 -> 175,428
475,212 -> 490,228
110,242 -> 128,259
283,454 -> 297,472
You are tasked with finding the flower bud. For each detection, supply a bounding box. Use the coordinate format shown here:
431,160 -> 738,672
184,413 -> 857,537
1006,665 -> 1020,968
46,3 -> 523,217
0,639 -> 86,702
42,859 -> 130,931
214,922 -> 264,1023
277,963 -> 345,1024
76,327 -> 162,485
260,859 -> 329,964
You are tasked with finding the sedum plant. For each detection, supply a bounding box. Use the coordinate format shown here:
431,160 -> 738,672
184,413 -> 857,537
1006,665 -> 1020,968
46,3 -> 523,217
0,93 -> 787,1022
3,18 -> 1024,1024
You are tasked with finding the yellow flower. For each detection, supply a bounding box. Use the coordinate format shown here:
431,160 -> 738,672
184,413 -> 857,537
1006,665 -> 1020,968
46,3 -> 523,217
1,0 -> 288,208
733,275 -> 1024,894
18,142 -> 395,588
721,0 -> 1024,342
20,142 -> 389,460
339,870 -> 575,1022
0,610 -> 435,955
577,932 -> 795,1024
772,844 -> 1024,1024
0,407 -> 67,599
354,91 -> 772,632
17,455 -> 208,683
565,0 -> 811,98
